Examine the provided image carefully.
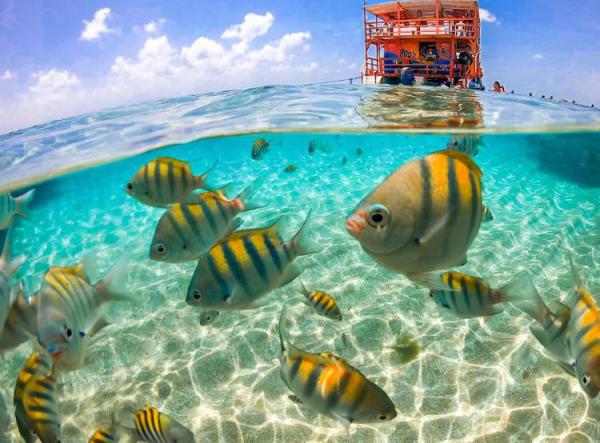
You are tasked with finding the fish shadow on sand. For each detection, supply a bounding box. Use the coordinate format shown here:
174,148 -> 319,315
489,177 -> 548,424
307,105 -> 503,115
530,133 -> 600,188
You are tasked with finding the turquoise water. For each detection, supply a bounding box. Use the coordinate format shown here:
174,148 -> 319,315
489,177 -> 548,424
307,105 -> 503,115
0,86 -> 599,442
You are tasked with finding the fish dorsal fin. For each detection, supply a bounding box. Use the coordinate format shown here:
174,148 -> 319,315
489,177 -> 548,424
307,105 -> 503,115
319,352 -> 351,366
154,157 -> 190,169
218,217 -> 284,243
568,254 -> 598,312
433,149 -> 483,180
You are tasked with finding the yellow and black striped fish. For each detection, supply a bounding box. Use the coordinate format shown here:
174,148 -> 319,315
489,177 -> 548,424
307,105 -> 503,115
0,190 -> 35,229
37,259 -> 129,372
115,405 -> 195,443
412,270 -> 518,318
251,138 -> 270,160
187,213 -> 312,311
22,372 -> 61,442
567,259 -> 600,398
0,283 -> 38,353
284,164 -> 297,173
125,157 -> 214,207
346,150 -> 483,274
299,280 -> 341,320
89,427 -> 117,443
278,305 -> 396,425
14,351 -> 53,443
150,179 -> 260,263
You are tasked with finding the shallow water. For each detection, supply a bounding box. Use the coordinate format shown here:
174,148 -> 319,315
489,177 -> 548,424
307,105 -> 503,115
0,86 -> 599,442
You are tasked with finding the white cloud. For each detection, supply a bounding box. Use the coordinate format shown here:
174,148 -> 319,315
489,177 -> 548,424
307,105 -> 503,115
0,12 -> 315,133
221,12 -> 273,42
0,70 -> 12,80
144,18 -> 166,33
479,8 -> 498,23
532,53 -> 544,60
80,8 -> 114,41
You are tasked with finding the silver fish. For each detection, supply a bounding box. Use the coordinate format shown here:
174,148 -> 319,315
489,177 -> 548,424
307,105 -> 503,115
0,190 -> 35,229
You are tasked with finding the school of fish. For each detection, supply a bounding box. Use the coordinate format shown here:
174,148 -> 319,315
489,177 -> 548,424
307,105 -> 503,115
0,133 -> 597,441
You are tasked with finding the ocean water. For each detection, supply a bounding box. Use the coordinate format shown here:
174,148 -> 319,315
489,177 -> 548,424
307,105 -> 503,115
0,85 -> 599,442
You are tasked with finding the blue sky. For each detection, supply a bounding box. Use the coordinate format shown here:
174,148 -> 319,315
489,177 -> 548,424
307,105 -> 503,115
0,0 -> 599,133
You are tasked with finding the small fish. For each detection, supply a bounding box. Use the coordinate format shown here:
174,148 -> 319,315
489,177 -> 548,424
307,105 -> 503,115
22,373 -> 61,443
447,134 -> 484,157
14,351 -> 53,443
341,156 -> 348,166
356,148 -> 363,156
566,258 -> 600,398
113,405 -> 196,443
0,227 -> 26,343
251,138 -> 270,160
482,205 -> 494,222
307,140 -> 331,155
0,283 -> 38,353
341,333 -> 350,349
346,150 -> 483,274
199,310 -> 219,326
412,271 -> 523,318
507,272 -> 574,375
288,394 -> 302,404
284,164 -> 297,173
125,157 -> 214,208
187,213 -> 312,311
37,257 -> 130,372
389,336 -> 420,364
89,427 -> 117,443
299,280 -> 341,320
308,141 -> 316,155
150,179 -> 260,263
278,305 -> 397,426
0,190 -> 35,229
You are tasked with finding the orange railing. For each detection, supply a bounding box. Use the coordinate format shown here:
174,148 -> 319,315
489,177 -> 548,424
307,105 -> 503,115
365,18 -> 476,39
365,57 -> 463,78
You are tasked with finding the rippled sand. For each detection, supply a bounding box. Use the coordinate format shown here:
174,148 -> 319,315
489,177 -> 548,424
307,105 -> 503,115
1,132 -> 599,442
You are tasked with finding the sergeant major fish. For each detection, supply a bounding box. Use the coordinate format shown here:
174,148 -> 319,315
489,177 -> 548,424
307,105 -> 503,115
0,227 -> 26,342
0,190 -> 35,229
126,157 -> 214,208
299,279 -> 341,321
251,138 -> 270,160
150,179 -> 261,263
113,405 -> 196,443
277,305 -> 396,426
186,213 -> 312,311
37,257 -> 130,372
22,373 -> 60,442
89,427 -> 117,443
346,150 -> 483,275
411,270 -> 527,318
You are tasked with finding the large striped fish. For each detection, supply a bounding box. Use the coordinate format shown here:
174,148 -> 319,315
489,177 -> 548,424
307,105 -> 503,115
507,272 -> 573,366
566,259 -> 600,398
14,351 -> 53,443
125,157 -> 214,208
21,372 -> 61,442
0,189 -> 35,229
0,228 -> 26,342
299,280 -> 342,321
89,427 -> 117,443
251,138 -> 270,160
0,283 -> 38,352
277,305 -> 396,426
113,405 -> 196,443
150,180 -> 260,263
346,150 -> 483,275
186,214 -> 312,311
411,271 -> 523,318
37,257 -> 130,372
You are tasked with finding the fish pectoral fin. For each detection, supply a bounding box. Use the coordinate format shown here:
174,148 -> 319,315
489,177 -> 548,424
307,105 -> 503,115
331,412 -> 353,433
558,361 -> 576,377
529,324 -> 552,349
89,316 -> 111,337
417,212 -> 450,247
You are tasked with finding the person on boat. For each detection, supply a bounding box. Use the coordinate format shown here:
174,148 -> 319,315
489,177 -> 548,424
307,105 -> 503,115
493,81 -> 505,93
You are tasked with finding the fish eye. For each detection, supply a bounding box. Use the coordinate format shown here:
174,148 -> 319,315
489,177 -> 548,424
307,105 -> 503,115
379,414 -> 388,420
127,182 -> 133,190
367,204 -> 390,227
583,374 -> 590,386
154,242 -> 167,255
429,291 -> 434,298
193,291 -> 201,300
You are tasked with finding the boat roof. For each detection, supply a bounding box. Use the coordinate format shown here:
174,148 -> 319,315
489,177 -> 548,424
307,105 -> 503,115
366,1 -> 479,19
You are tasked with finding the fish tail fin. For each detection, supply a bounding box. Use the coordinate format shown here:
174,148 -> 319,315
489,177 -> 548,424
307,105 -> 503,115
213,182 -> 232,199
194,161 -> 218,191
234,176 -> 264,212
289,210 -> 318,257
111,410 -> 137,443
95,258 -> 133,304
278,304 -> 291,355
14,189 -> 35,219
501,272 -> 549,322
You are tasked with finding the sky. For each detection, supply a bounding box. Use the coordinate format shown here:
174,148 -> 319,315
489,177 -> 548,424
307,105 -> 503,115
0,0 -> 599,134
